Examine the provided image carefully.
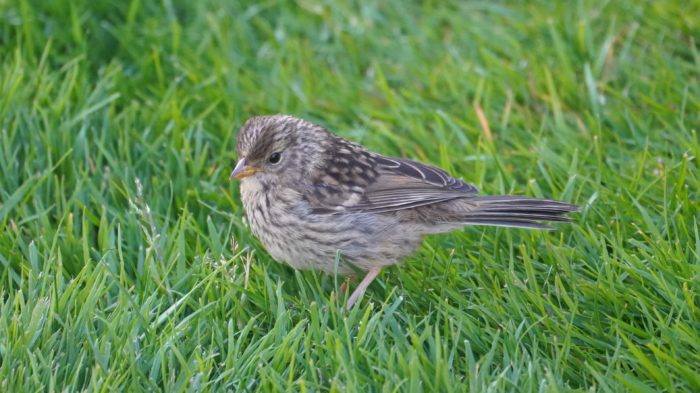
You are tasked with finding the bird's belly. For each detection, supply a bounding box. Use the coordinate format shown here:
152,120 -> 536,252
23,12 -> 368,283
240,182 -> 420,274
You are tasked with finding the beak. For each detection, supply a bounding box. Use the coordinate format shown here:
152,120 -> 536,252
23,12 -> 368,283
230,158 -> 262,180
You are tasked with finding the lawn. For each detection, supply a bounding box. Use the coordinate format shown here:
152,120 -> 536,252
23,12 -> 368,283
1,0 -> 698,391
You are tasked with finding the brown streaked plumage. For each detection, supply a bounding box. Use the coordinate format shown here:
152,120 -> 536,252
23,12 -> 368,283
231,114 -> 579,309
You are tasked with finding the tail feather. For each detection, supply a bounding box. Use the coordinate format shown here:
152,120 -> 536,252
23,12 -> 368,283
462,196 -> 579,230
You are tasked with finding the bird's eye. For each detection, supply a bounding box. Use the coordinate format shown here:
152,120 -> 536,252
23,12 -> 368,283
268,152 -> 282,164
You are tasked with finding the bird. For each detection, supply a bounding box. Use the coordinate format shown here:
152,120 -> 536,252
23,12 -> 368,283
231,114 -> 579,309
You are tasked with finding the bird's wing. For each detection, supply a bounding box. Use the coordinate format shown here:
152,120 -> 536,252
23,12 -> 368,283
304,154 -> 478,214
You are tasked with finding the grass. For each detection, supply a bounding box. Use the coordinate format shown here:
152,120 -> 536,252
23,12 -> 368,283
0,0 -> 698,391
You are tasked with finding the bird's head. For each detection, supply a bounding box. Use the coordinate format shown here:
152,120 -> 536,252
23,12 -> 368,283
231,114 -> 330,184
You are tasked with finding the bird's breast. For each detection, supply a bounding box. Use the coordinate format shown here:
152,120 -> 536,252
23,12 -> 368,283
239,179 -> 348,271
238,178 -> 421,274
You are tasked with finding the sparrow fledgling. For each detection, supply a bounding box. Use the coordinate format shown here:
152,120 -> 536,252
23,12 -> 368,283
231,114 -> 578,309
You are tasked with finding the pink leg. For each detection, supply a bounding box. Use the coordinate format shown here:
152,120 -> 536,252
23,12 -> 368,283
339,276 -> 352,295
346,267 -> 382,310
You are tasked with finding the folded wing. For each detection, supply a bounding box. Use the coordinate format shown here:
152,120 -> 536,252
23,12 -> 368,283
305,153 -> 478,214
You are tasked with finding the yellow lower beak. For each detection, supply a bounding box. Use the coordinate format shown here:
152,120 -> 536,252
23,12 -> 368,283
230,159 -> 262,180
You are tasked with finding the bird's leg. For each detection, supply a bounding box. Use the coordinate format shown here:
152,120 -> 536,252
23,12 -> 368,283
335,275 -> 353,303
346,267 -> 382,310
339,276 -> 352,296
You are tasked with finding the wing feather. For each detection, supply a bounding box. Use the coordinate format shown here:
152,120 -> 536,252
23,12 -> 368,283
305,151 -> 478,214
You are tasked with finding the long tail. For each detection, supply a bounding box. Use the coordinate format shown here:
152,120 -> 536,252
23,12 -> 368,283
461,196 -> 580,230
